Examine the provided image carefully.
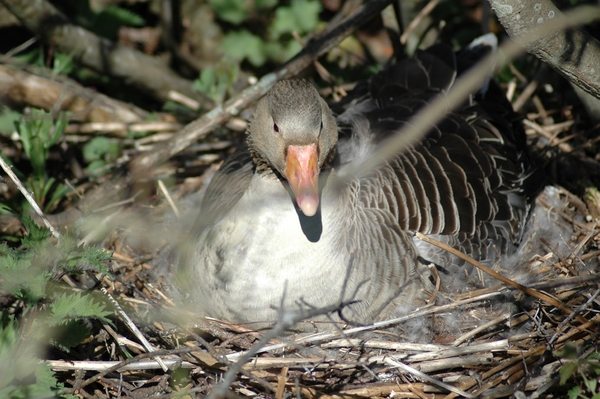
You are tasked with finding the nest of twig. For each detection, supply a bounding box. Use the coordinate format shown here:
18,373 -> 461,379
2,1 -> 600,398
39,62 -> 600,399
47,181 -> 600,398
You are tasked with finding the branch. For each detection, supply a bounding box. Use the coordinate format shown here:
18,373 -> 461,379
488,0 -> 600,99
0,0 -> 213,107
0,155 -> 59,238
131,0 -> 395,172
337,6 -> 600,188
0,62 -> 147,123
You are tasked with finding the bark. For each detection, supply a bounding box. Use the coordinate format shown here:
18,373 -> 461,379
0,0 -> 213,108
488,0 -> 600,99
0,64 -> 146,123
131,0 -> 396,171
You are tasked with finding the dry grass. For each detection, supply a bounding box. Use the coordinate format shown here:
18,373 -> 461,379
1,3 -> 600,398
34,85 -> 600,398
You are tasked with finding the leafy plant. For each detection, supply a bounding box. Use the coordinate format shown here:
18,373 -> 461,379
65,0 -> 145,40
221,30 -> 269,67
0,218 -> 112,397
0,107 -> 22,133
269,0 -> 321,38
209,0 -> 278,25
214,0 -> 322,67
16,110 -> 67,178
0,217 -> 112,300
13,47 -> 74,76
194,62 -> 240,103
0,314 -> 70,399
83,136 -> 120,176
51,52 -> 75,76
13,109 -> 71,212
555,341 -> 600,399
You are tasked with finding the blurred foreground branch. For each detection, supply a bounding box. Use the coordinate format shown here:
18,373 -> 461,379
339,6 -> 600,186
0,0 -> 213,107
132,0 -> 395,171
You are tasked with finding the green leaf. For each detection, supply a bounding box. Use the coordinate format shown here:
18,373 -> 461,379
264,40 -> 302,63
0,313 -> 61,399
52,52 -> 74,75
194,63 -> 239,103
555,341 -> 578,360
83,136 -> 119,162
91,6 -> 145,39
39,177 -> 57,205
49,292 -> 112,326
0,258 -> 50,303
15,109 -> 69,179
45,183 -> 71,213
0,312 -> 18,354
13,47 -> 44,68
588,359 -> 600,375
209,0 -> 248,24
256,0 -> 278,7
0,107 -> 21,133
0,271 -> 48,304
86,159 -> 107,175
584,374 -> 597,393
101,6 -> 144,26
31,362 -> 63,397
60,238 -> 112,274
222,30 -> 266,67
0,362 -> 63,398
559,362 -> 578,385
567,386 -> 580,399
50,319 -> 92,352
21,217 -> 52,249
52,111 -> 70,146
1,219 -> 110,303
194,67 -> 218,98
270,0 -> 321,39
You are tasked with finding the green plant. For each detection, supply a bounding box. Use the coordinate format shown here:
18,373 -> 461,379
14,47 -> 74,76
51,52 -> 75,76
1,217 -> 111,297
0,107 -> 22,133
0,217 -> 112,397
13,109 -> 71,212
212,0 -> 322,67
65,0 -> 145,41
0,314 -> 71,399
82,136 -> 120,176
194,62 -> 239,103
555,342 -> 600,399
209,0 -> 278,25
17,110 -> 67,179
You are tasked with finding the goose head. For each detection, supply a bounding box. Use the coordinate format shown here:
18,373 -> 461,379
248,80 -> 338,216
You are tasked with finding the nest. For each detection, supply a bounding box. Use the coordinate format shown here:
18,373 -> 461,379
45,171 -> 600,399
2,3 -> 600,398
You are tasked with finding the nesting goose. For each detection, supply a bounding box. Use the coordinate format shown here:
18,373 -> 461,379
180,38 -> 539,329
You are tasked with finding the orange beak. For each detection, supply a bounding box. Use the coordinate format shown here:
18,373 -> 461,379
285,143 -> 320,217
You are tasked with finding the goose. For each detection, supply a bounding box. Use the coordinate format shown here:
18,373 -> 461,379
179,37 -> 539,330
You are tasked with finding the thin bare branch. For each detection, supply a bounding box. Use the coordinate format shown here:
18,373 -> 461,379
131,0 -> 396,172
0,0 -> 213,107
0,155 -> 60,238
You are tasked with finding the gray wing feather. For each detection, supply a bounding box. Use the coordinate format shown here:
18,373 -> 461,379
195,148 -> 254,229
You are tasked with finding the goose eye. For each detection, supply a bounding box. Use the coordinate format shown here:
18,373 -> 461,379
273,123 -> 279,133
